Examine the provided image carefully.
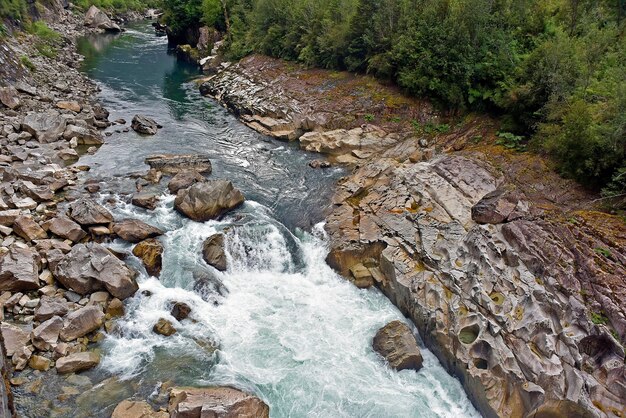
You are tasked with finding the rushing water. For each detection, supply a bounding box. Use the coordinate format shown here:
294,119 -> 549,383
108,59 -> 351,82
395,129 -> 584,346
15,22 -> 480,417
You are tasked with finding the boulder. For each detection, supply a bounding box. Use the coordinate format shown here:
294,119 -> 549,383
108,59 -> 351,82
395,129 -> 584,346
0,209 -> 22,226
131,115 -> 160,135
93,104 -> 110,121
168,386 -> 269,418
34,296 -> 69,321
59,305 -> 105,341
131,192 -> 160,210
153,318 -> 176,336
31,316 -> 63,351
22,110 -> 67,143
113,219 -> 163,243
132,238 -> 163,277
44,217 -> 86,242
168,170 -> 205,194
348,263 -> 374,288
63,124 -> 103,145
0,322 -> 30,357
174,180 -> 244,222
171,302 -> 191,321
84,5 -> 121,32
29,355 -> 51,371
372,320 -> 423,372
68,198 -> 113,226
112,400 -> 168,418
56,101 -> 81,113
56,351 -> 100,374
145,154 -> 212,174
202,233 -> 227,271
13,215 -> 47,241
471,187 -> 525,224
0,86 -> 21,109
0,247 -> 40,291
54,243 -> 139,299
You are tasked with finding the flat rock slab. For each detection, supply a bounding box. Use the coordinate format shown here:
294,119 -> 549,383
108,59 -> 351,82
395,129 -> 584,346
56,351 -> 100,373
145,154 -> 212,174
113,219 -> 163,243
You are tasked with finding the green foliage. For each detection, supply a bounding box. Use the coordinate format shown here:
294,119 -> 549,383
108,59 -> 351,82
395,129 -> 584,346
594,247 -> 612,258
73,0 -> 155,12
496,131 -> 526,151
364,113 -> 374,122
0,0 -> 27,19
26,21 -> 61,58
590,311 -> 609,325
20,55 -> 35,71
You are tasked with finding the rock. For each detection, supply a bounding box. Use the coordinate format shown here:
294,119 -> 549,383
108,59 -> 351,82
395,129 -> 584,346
68,198 -> 113,226
309,159 -> 331,169
44,217 -> 86,242
12,346 -> 32,371
84,5 -> 121,32
171,302 -> 191,321
63,125 -> 103,145
0,322 -> 30,356
174,181 -> 244,222
0,209 -> 22,226
112,399 -> 168,418
153,318 -> 176,336
471,187 -> 525,224
131,115 -> 159,135
202,233 -> 227,271
56,351 -> 100,373
0,247 -> 40,291
348,263 -> 374,288
106,298 -> 124,317
93,105 -> 110,121
168,386 -> 269,418
0,86 -> 21,109
22,110 -> 67,143
28,355 -> 51,371
54,243 -> 138,299
131,192 -> 160,210
113,219 -> 164,243
34,296 -> 69,321
56,101 -> 81,113
373,321 -> 423,372
132,238 -> 163,277
60,305 -> 105,341
31,316 -> 63,351
168,170 -> 205,194
145,154 -> 212,174
12,215 -> 47,241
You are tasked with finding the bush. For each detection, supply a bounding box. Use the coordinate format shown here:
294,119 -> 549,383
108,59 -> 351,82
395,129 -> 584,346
20,55 -> 35,71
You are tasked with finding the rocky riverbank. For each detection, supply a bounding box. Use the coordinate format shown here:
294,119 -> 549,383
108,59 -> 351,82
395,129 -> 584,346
198,55 -> 626,417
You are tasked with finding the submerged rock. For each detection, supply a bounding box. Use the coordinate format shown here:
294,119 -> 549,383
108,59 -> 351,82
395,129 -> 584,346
174,180 -> 244,222
113,219 -> 163,243
171,302 -> 191,321
145,154 -> 212,174
202,233 -> 227,271
131,114 -> 160,135
168,386 -> 269,418
153,318 -> 176,336
373,321 -> 423,372
132,238 -> 163,277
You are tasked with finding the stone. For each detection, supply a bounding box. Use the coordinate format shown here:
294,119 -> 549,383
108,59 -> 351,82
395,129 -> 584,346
171,302 -> 191,321
106,298 -> 124,317
31,316 -> 63,351
0,86 -> 21,109
13,215 -> 47,241
167,170 -> 205,194
68,198 -> 113,226
112,399 -> 168,418
44,217 -> 86,242
348,263 -> 374,288
373,321 -> 423,372
56,101 -> 81,113
12,346 -> 32,371
34,296 -> 69,321
56,351 -> 100,374
153,318 -> 176,336
22,110 -> 67,143
0,322 -> 30,356
309,159 -> 331,169
131,115 -> 160,135
60,305 -> 105,341
93,105 -> 110,121
145,154 -> 212,174
131,192 -> 160,210
113,219 -> 164,243
168,386 -> 269,418
28,355 -> 51,371
0,209 -> 22,226
202,233 -> 227,271
0,247 -> 40,291
62,125 -> 103,145
84,5 -> 121,32
54,243 -> 138,299
471,187 -> 524,224
174,181 -> 244,222
132,238 -> 163,277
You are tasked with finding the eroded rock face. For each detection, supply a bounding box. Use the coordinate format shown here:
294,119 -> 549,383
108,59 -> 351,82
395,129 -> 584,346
202,233 -> 227,271
373,320 -> 423,372
132,238 -> 163,277
174,181 -> 244,222
168,386 -> 269,418
326,154 -> 626,417
54,243 -> 138,299
0,246 -> 40,291
113,219 -> 163,243
131,114 -> 160,135
145,154 -> 212,175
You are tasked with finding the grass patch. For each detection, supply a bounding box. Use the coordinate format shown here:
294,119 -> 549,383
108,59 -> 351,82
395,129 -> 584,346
25,21 -> 61,59
590,311 -> 609,326
20,55 -> 36,71
593,247 -> 612,258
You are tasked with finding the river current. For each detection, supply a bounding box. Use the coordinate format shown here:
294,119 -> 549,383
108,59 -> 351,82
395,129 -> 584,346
15,22 -> 480,417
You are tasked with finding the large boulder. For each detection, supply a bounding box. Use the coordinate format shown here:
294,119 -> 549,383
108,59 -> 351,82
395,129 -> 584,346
202,233 -> 227,271
12,215 -> 47,241
168,170 -> 205,194
131,115 -> 160,135
131,192 -> 160,210
372,320 -> 423,372
168,386 -> 269,418
132,238 -> 163,277
84,5 -> 121,32
112,400 -> 168,418
174,181 -> 244,222
21,110 -> 67,143
68,199 -> 113,226
44,216 -> 86,242
113,219 -> 163,243
56,351 -> 100,373
59,305 -> 105,341
53,243 -> 138,299
0,247 -> 40,291
145,154 -> 212,174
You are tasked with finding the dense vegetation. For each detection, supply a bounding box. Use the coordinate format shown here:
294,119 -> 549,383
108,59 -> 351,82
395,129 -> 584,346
161,0 -> 626,201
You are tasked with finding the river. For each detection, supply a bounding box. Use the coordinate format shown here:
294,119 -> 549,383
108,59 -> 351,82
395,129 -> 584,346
14,22 -> 480,418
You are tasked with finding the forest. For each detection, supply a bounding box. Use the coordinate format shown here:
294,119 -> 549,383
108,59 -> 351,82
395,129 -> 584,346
161,0 -> 626,202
